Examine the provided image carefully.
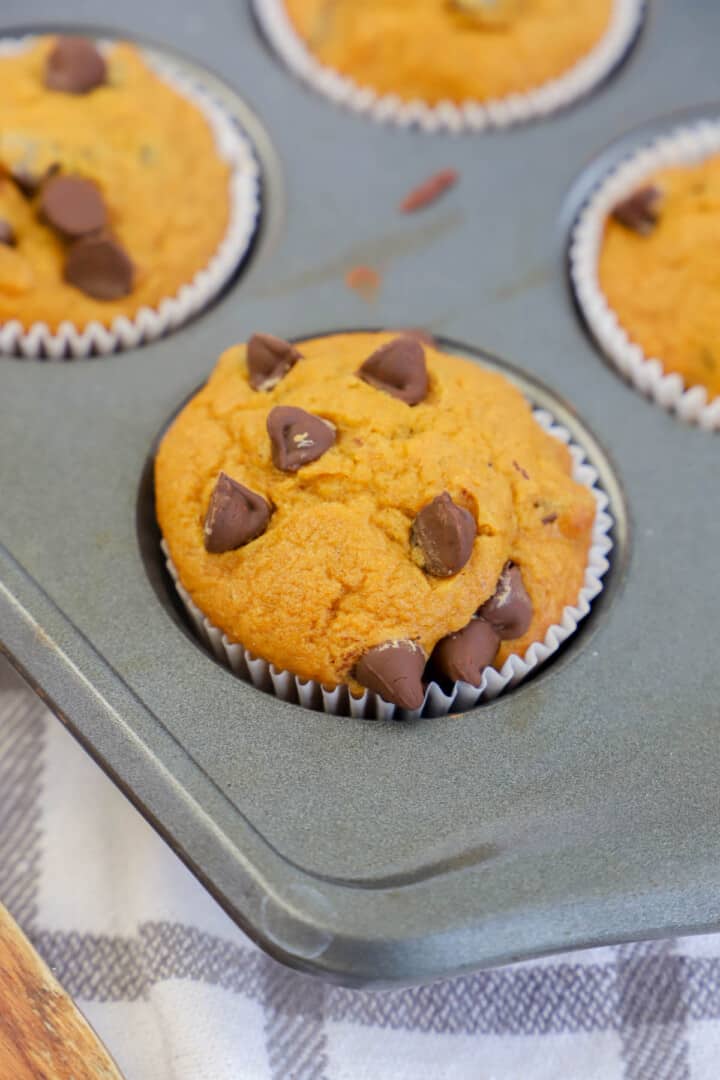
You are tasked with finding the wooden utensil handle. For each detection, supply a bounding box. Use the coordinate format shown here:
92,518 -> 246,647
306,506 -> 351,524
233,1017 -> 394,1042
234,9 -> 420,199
0,903 -> 123,1079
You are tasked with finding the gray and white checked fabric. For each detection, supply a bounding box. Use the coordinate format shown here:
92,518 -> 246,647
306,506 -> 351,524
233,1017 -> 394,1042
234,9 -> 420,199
2,653 -> 720,1080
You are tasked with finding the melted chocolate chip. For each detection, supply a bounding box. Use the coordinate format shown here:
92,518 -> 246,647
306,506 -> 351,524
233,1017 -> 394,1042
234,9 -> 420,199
478,562 -> 533,640
354,640 -> 426,710
203,472 -> 272,554
41,175 -> 107,238
357,336 -> 429,405
11,162 -> 60,199
612,186 -> 662,235
411,492 -> 476,578
45,36 -> 107,95
0,220 -> 16,247
64,233 -> 134,300
247,333 -> 301,391
266,406 -> 336,472
432,617 -> 500,687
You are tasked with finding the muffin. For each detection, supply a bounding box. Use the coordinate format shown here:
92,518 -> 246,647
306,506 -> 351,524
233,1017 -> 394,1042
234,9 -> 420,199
600,159 -> 720,401
570,120 -> 720,428
155,331 -> 600,711
0,35 -> 257,348
256,0 -> 643,129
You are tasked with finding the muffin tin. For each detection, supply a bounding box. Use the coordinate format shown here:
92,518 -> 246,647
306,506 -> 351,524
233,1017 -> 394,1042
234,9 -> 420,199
1,0 -> 718,988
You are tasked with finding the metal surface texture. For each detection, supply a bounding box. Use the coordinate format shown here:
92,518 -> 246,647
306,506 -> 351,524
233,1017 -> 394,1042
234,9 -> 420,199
0,1 -> 717,987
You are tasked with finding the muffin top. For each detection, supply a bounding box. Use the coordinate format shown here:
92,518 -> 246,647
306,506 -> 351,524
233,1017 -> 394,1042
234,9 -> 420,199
601,158 -> 720,400
0,36 -> 230,330
282,0 -> 614,106
156,332 -> 595,703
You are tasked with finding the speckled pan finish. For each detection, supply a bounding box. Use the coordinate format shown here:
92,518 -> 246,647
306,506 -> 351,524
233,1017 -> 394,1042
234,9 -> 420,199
0,1 -> 717,988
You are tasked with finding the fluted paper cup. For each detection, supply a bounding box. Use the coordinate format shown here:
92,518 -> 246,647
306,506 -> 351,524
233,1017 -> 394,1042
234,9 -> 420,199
162,408 -> 613,721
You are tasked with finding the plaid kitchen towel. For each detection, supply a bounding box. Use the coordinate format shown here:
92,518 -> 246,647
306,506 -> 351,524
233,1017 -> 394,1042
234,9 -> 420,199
1,652 -> 717,1080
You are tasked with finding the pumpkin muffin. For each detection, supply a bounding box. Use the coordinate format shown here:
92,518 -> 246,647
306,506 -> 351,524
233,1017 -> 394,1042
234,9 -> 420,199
280,0 -> 615,106
599,159 -> 720,401
155,331 -> 596,709
0,35 -> 231,332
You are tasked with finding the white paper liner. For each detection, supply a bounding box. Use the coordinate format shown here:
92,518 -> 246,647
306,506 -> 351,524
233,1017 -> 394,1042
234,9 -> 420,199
253,0 -> 644,133
0,36 -> 261,359
161,409 -> 613,720
570,119 -> 720,431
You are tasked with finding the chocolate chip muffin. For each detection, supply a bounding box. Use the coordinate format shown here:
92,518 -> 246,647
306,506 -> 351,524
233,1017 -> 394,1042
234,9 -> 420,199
155,331 -> 596,710
0,35 -> 230,330
280,0 -> 615,106
600,162 -> 720,400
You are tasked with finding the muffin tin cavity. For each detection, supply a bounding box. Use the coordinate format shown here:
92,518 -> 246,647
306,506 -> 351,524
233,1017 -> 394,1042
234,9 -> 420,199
0,34 -> 264,359
568,110 -> 720,430
139,337 -> 624,721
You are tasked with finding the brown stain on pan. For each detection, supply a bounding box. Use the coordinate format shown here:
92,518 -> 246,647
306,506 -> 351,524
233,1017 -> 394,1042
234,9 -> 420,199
492,261 -> 553,301
250,209 -> 464,297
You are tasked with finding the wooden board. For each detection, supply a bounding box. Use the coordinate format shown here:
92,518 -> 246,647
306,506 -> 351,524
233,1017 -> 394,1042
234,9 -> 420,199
0,903 -> 123,1079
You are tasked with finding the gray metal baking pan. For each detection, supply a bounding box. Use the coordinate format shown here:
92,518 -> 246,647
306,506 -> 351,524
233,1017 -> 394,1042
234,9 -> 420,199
1,0 -> 718,989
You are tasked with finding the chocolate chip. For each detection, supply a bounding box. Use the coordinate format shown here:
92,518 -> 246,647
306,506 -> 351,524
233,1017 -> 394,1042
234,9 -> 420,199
478,562 -> 533,640
266,406 -> 336,472
432,617 -> 500,687
354,640 -> 426,710
11,162 -> 60,199
203,472 -> 272,554
64,233 -> 134,300
612,186 -> 662,235
542,513 -> 558,525
41,175 -> 107,238
411,492 -> 476,578
247,333 -> 301,391
45,36 -> 107,94
0,220 -> 16,247
357,336 -> 429,405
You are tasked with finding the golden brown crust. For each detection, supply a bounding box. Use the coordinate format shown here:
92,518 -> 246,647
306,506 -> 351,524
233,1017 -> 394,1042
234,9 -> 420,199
600,157 -> 720,399
283,0 -> 613,106
155,332 -> 595,691
0,38 -> 229,330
